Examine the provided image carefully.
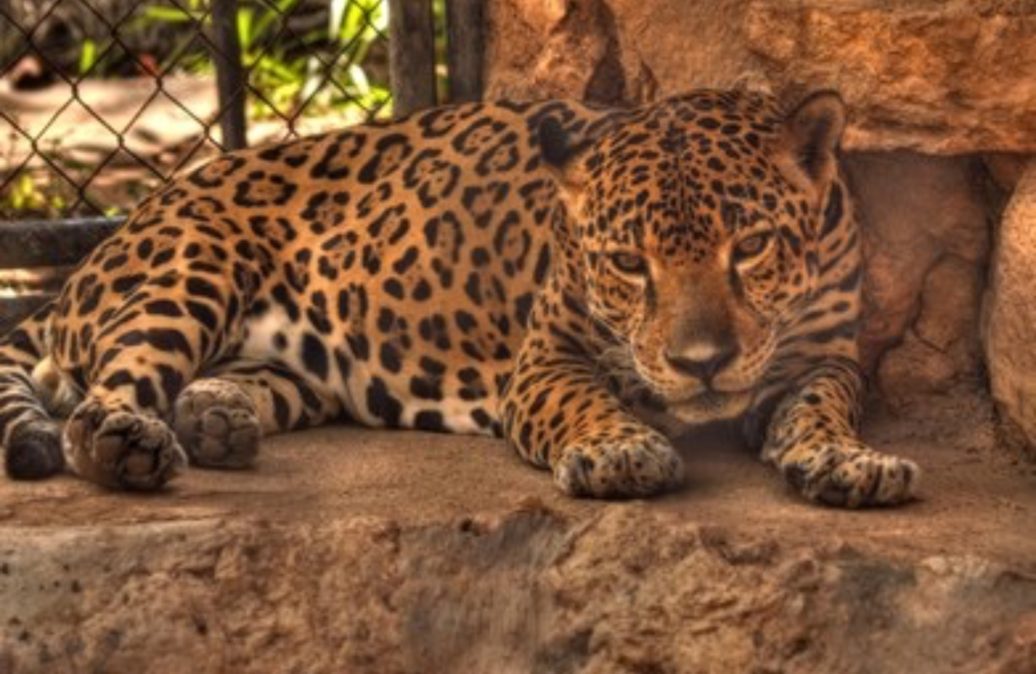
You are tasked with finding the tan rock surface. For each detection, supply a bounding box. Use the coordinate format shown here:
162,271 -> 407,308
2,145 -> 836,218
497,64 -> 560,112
1,397 -> 1034,673
844,153 -> 990,394
984,159 -> 1036,456
485,0 -> 1036,154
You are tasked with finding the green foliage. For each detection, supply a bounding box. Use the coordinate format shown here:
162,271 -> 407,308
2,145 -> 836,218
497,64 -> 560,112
0,123 -> 148,219
138,0 -> 391,122
0,173 -> 66,218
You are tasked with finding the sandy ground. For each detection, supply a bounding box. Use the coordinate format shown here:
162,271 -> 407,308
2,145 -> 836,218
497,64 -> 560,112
2,389 -> 1033,566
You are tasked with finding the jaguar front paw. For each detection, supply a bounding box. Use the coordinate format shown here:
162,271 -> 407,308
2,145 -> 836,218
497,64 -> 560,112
553,429 -> 684,499
773,440 -> 920,508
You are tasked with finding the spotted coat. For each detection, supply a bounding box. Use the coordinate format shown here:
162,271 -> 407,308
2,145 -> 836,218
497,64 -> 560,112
0,90 -> 918,506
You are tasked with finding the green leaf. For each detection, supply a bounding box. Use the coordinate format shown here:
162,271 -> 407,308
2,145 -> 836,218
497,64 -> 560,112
347,63 -> 370,95
300,56 -> 323,100
78,39 -> 97,76
140,5 -> 196,23
255,54 -> 301,83
237,8 -> 254,51
254,0 -> 298,42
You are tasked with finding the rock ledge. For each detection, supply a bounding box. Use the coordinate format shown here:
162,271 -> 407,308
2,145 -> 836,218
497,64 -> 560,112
1,401 -> 1034,673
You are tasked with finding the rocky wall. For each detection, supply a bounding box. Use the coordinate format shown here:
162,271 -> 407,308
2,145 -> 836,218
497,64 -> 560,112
484,0 -> 1036,154
483,0 -> 1036,446
847,153 -> 992,402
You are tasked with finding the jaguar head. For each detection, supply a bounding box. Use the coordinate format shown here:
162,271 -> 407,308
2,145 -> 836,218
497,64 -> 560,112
541,90 -> 847,422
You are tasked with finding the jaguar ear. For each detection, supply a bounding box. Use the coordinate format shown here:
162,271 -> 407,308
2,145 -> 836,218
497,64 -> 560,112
778,91 -> 846,189
539,117 -> 591,213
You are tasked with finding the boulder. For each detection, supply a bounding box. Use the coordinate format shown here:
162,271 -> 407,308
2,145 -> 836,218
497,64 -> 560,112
485,0 -> 1036,154
983,158 -> 1036,456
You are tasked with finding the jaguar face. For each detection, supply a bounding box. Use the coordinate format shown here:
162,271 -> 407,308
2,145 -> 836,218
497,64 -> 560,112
542,91 -> 846,422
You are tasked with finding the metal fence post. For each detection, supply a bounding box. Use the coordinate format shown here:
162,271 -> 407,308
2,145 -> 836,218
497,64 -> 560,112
387,0 -> 436,117
446,0 -> 483,103
211,0 -> 248,150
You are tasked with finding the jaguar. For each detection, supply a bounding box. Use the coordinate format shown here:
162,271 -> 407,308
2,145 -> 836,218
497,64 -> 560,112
0,89 -> 919,507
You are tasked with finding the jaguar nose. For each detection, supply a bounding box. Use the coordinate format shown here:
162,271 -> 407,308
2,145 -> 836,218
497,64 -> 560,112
665,342 -> 739,383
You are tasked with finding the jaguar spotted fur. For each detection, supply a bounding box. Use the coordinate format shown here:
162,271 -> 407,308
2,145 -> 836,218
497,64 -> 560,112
0,89 -> 919,506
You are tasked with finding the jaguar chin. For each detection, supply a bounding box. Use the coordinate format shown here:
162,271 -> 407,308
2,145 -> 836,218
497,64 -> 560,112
665,388 -> 756,425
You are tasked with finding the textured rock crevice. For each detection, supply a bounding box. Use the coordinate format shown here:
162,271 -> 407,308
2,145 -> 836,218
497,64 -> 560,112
844,152 -> 994,400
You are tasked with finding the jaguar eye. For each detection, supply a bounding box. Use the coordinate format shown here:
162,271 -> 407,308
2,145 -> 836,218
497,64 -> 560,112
609,251 -> 648,275
734,233 -> 771,258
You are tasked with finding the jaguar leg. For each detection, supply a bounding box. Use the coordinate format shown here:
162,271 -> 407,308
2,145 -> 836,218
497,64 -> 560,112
502,331 -> 684,499
0,304 -> 65,479
762,360 -> 920,507
63,321 -> 197,490
58,275 -> 240,489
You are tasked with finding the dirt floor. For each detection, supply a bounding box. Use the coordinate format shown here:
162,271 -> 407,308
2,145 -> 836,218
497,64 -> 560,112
0,389 -> 1034,673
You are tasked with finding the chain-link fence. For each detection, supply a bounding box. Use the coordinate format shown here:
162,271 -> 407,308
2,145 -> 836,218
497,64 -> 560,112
0,0 -> 482,332
0,0 -> 399,221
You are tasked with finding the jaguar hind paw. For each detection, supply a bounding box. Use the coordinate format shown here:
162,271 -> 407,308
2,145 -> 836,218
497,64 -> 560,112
173,379 -> 261,469
64,399 -> 186,490
5,419 -> 64,479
